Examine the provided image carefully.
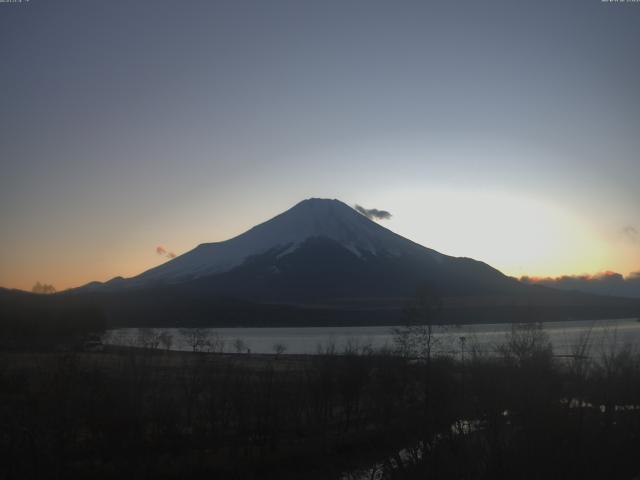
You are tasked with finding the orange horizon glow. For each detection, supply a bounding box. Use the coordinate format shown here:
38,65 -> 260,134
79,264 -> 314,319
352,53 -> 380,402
5,266 -> 640,294
2,191 -> 639,293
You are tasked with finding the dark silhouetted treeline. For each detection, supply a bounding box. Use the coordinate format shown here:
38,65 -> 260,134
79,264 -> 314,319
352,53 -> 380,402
57,286 -> 640,328
1,324 -> 640,479
0,291 -> 105,348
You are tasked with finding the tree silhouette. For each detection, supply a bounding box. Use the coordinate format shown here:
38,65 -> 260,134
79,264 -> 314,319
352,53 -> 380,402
31,282 -> 56,294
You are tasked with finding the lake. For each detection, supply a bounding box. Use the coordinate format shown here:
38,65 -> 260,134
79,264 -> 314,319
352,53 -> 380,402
104,317 -> 640,357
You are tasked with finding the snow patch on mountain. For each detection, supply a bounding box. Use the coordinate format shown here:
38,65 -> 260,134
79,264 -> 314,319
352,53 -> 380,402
120,198 -> 443,286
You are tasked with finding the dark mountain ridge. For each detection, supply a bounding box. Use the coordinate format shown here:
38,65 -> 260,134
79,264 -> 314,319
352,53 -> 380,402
5,199 -> 640,327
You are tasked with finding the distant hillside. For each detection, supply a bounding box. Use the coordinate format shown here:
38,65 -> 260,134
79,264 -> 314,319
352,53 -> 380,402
521,272 -> 640,299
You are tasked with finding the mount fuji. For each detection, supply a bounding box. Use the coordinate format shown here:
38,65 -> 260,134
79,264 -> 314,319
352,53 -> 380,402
91,198 -> 520,298
72,198 -> 639,326
134,197 -> 438,285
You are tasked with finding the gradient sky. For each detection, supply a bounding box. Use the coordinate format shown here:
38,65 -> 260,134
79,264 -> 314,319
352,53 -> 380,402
1,0 -> 639,291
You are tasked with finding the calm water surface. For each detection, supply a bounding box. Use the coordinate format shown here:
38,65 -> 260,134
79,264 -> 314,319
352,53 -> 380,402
104,318 -> 640,356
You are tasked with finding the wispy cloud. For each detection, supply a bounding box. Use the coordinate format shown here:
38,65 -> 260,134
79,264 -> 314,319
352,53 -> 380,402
354,204 -> 392,221
623,225 -> 639,243
156,245 -> 176,259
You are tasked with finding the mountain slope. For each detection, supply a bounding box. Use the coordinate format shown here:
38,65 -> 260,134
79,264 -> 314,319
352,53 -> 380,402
126,198 -> 442,286
84,197 -> 525,302
180,235 -> 523,303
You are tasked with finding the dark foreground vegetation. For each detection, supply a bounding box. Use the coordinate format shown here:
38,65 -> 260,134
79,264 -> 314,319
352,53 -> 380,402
0,290 -> 105,350
1,320 -> 640,480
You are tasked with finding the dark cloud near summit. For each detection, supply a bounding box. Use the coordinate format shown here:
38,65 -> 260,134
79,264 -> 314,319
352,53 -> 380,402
354,204 -> 392,221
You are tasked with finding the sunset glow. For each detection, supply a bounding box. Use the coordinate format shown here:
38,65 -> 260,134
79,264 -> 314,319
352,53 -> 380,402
1,1 -> 639,292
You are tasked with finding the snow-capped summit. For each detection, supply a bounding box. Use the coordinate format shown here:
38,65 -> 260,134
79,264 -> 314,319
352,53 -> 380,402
132,198 -> 442,285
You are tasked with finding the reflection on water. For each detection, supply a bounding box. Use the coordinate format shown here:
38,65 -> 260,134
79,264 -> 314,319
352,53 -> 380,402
104,318 -> 640,356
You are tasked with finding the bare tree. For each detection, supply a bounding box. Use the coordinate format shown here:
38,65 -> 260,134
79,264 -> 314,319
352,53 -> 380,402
180,328 -> 210,353
497,322 -> 552,368
206,332 -> 225,353
31,282 -> 56,294
159,330 -> 173,351
137,328 -> 161,350
393,286 -> 443,362
233,338 -> 246,353
272,342 -> 287,356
